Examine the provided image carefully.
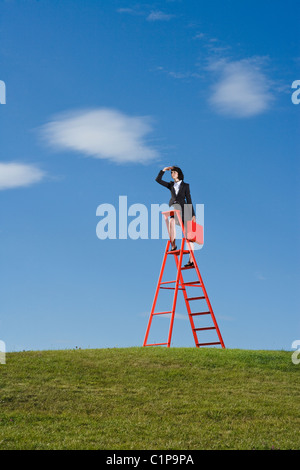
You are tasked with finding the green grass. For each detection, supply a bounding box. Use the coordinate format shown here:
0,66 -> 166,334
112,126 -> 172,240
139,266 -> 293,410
0,347 -> 299,450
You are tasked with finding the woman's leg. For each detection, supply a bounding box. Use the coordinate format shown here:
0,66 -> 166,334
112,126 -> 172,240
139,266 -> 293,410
188,241 -> 194,263
169,217 -> 176,249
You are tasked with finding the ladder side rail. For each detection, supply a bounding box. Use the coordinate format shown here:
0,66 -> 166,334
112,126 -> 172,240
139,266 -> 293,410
185,238 -> 225,349
166,237 -> 185,347
143,239 -> 171,346
173,248 -> 199,348
177,209 -> 225,349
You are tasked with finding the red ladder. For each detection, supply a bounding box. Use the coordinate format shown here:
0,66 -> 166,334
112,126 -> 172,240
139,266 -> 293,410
143,210 -> 225,348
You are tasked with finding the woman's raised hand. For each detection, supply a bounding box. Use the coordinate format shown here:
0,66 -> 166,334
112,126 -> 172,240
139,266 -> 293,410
163,166 -> 173,171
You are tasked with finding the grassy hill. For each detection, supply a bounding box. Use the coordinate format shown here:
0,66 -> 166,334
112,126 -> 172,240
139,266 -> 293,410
0,347 -> 299,450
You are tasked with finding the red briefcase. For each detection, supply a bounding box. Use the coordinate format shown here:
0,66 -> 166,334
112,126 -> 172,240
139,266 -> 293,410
186,220 -> 203,244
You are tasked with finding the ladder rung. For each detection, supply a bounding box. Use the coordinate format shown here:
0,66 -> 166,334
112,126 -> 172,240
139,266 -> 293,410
187,296 -> 206,301
144,343 -> 168,346
197,342 -> 221,347
166,250 -> 190,255
159,280 -> 185,291
193,327 -> 216,331
190,311 -> 211,316
153,311 -> 172,315
160,287 -> 185,290
183,281 -> 202,286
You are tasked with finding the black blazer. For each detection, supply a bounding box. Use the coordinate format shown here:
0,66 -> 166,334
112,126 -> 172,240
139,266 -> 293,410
155,170 -> 195,222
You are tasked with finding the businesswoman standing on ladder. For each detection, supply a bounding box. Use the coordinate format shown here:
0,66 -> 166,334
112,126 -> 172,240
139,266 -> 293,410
155,166 -> 196,267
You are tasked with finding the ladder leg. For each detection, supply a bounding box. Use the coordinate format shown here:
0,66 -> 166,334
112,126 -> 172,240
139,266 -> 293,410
173,251 -> 199,348
143,240 -> 170,347
167,238 -> 185,347
186,239 -> 225,348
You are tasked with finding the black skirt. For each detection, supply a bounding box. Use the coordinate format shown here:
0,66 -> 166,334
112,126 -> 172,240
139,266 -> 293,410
169,203 -> 191,231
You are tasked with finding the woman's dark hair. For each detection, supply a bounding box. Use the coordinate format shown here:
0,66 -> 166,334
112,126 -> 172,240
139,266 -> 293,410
172,166 -> 184,181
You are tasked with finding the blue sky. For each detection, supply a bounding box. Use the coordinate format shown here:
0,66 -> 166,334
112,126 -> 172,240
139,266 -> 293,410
0,0 -> 299,352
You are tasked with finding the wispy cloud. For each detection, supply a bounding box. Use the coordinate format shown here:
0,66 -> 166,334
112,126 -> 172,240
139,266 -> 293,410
116,7 -> 143,16
205,57 -> 274,118
39,108 -> 160,164
117,6 -> 175,22
117,8 -> 135,14
0,162 -> 45,190
194,32 -> 205,39
147,11 -> 175,21
154,65 -> 202,81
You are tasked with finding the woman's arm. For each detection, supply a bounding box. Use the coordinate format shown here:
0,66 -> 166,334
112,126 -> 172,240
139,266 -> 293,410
185,184 -> 196,218
155,168 -> 172,189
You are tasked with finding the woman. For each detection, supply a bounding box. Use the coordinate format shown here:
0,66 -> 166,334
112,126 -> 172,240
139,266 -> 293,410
155,166 -> 196,267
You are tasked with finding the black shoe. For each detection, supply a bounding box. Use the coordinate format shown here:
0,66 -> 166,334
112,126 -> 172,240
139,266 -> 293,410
184,260 -> 194,268
170,245 -> 177,251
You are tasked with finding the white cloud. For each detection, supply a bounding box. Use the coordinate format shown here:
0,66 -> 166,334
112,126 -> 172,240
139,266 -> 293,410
117,8 -> 135,14
0,162 -> 45,190
155,65 -> 202,80
117,7 -> 175,21
206,58 -> 274,117
194,32 -> 205,39
39,108 -> 160,164
147,11 -> 175,21
116,7 -> 143,16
